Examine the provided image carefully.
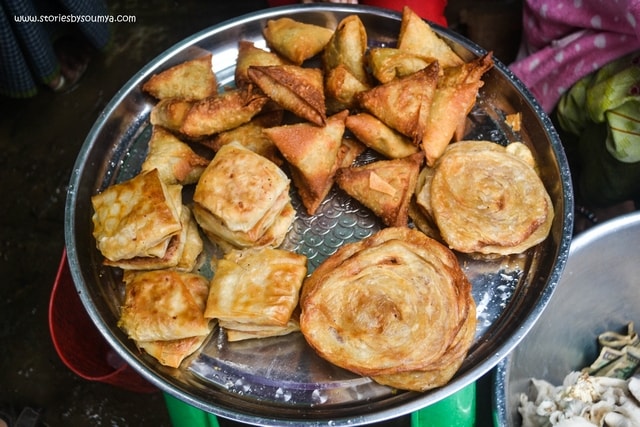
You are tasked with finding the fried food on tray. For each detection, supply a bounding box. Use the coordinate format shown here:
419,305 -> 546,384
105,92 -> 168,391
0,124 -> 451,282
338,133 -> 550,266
356,62 -> 439,144
372,304 -> 476,391
204,247 -> 307,340
421,53 -> 494,166
322,14 -> 369,86
263,17 -> 334,65
104,205 -> 203,272
150,98 -> 193,132
335,152 -> 423,227
119,269 -> 212,342
192,143 -> 293,251
235,40 -> 290,87
263,110 -> 348,215
221,317 -> 300,342
324,63 -> 369,112
337,137 -> 366,168
248,64 -> 326,126
368,47 -> 436,84
91,168 -> 183,263
141,126 -> 210,185
201,110 -> 284,164
300,226 -> 476,392
397,6 -> 463,69
142,54 -> 217,101
345,112 -> 420,159
137,334 -> 210,368
417,140 -> 554,255
180,87 -> 269,138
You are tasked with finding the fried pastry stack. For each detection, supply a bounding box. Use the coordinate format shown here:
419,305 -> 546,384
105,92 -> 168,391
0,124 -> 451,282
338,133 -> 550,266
204,247 -> 307,342
300,227 -> 476,392
192,142 -> 295,252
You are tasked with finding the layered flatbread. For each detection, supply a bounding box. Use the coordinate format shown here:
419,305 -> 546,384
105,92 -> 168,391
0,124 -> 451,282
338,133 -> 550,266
420,140 -> 554,255
300,227 -> 475,391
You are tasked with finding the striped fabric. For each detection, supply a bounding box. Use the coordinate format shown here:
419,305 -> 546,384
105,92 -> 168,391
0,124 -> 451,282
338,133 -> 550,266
0,0 -> 110,98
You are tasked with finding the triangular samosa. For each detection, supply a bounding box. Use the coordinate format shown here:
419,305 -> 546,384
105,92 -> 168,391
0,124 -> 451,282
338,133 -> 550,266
335,152 -> 424,227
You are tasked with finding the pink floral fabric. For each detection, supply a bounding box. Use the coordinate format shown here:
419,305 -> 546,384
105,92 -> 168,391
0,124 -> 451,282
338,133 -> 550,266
510,0 -> 640,112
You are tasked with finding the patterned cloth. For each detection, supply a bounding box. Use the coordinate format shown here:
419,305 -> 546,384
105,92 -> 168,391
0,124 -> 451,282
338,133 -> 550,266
556,52 -> 640,206
0,0 -> 110,98
510,0 -> 640,113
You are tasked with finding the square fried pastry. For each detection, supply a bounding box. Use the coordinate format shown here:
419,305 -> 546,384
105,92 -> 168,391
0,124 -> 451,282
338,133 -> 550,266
142,54 -> 217,101
263,17 -> 333,65
119,269 -> 212,342
91,168 -> 183,263
263,110 -> 348,215
104,205 -> 203,272
205,247 -> 307,329
335,152 -> 424,227
248,65 -> 326,126
192,143 -> 293,250
141,126 -> 210,185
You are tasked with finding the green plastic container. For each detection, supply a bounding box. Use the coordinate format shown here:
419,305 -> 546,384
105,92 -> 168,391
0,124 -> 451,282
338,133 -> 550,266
164,381 -> 476,427
411,382 -> 476,427
164,393 -> 220,427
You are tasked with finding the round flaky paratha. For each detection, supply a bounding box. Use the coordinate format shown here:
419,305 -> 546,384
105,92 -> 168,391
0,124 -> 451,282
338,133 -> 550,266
421,140 -> 554,256
299,227 -> 475,391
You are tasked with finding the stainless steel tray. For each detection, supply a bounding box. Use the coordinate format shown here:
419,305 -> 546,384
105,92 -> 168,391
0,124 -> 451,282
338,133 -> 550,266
65,4 -> 574,426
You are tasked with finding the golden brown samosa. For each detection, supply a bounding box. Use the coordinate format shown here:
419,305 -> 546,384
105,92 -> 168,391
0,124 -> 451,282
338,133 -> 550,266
421,53 -> 494,166
368,47 -> 436,84
142,54 -> 217,101
248,65 -> 326,126
322,14 -> 369,86
356,62 -> 439,144
150,98 -> 193,132
345,113 -> 420,159
235,40 -> 290,87
263,17 -> 333,65
335,152 -> 424,227
180,87 -> 269,138
397,6 -> 463,69
263,110 -> 349,215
